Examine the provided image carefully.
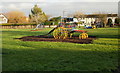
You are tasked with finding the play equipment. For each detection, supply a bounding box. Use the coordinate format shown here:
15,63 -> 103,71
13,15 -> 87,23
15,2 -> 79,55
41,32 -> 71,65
35,23 -> 44,29
52,23 -> 88,39
45,18 -> 88,39
31,23 -> 44,31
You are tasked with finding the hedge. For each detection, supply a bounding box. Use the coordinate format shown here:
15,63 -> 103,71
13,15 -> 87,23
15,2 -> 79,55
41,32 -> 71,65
0,22 -> 59,26
0,23 -> 37,26
44,21 -> 59,25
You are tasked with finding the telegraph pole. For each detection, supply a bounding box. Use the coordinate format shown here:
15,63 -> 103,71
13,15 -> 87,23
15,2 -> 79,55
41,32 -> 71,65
63,10 -> 67,23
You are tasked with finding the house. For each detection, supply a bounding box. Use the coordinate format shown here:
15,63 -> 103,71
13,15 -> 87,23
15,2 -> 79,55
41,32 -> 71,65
77,14 -> 118,26
0,13 -> 8,24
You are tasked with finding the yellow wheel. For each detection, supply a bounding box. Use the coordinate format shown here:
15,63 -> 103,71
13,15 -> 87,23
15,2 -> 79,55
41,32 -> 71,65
53,27 -> 68,39
70,33 -> 73,38
53,27 -> 60,39
79,33 -> 88,39
92,25 -> 96,29
62,30 -> 68,39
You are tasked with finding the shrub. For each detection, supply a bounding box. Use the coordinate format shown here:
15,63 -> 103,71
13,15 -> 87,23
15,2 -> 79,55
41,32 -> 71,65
115,18 -> 120,24
107,18 -> 113,27
44,21 -> 58,25
0,23 -> 37,26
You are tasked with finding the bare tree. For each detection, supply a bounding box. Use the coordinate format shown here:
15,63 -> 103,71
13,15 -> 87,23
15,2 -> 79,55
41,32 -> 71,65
97,14 -> 107,27
67,13 -> 73,17
5,11 -> 27,23
46,14 -> 52,19
73,11 -> 85,18
92,12 -> 108,27
72,11 -> 86,23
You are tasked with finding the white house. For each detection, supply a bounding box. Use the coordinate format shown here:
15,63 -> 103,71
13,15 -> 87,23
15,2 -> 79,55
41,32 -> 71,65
77,14 -> 118,26
0,14 -> 8,24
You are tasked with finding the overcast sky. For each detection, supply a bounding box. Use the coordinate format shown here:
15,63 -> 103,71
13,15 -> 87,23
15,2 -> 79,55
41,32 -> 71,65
1,0 -> 120,2
0,0 -> 119,17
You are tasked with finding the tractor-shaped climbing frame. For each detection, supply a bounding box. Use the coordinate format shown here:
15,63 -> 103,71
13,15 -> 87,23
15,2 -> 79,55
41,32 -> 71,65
52,23 -> 88,39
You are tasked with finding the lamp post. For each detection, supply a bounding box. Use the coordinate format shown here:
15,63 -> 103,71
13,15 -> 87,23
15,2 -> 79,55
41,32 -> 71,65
118,1 -> 120,18
62,10 -> 68,23
63,10 -> 67,18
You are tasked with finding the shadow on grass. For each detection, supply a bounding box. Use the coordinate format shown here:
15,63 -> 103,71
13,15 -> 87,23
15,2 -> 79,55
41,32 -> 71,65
2,48 -> 119,72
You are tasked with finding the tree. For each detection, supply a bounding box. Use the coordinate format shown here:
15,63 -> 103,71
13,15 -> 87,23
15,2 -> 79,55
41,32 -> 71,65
67,13 -> 73,18
93,12 -> 108,27
45,16 -> 61,28
46,14 -> 52,19
29,5 -> 48,24
49,16 -> 61,22
115,18 -> 120,24
73,11 -> 85,20
97,14 -> 107,27
72,11 -> 86,24
107,18 -> 113,27
6,11 -> 27,23
73,11 -> 85,18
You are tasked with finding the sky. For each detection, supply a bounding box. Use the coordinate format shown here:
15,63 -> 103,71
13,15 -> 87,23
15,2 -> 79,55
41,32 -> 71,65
0,0 -> 119,17
1,0 -> 120,2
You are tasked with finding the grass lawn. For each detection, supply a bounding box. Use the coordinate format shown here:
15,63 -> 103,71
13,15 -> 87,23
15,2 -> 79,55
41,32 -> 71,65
1,28 -> 119,72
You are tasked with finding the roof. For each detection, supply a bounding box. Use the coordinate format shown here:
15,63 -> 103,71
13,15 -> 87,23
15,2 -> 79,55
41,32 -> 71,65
0,13 -> 8,19
85,14 -> 118,18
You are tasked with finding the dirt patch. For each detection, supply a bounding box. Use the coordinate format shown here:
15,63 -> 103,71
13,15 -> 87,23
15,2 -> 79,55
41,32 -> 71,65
16,35 -> 97,44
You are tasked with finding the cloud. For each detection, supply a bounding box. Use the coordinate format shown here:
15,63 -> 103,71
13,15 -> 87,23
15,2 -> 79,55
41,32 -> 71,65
0,0 -> 119,2
1,0 -> 46,2
8,4 -> 18,9
0,2 -> 118,17
0,5 -> 3,9
19,3 -> 34,8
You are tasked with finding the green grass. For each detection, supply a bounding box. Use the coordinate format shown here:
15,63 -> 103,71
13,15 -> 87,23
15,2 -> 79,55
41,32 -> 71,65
1,28 -> 119,72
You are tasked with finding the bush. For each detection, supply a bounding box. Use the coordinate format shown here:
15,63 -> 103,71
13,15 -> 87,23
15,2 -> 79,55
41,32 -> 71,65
44,21 -> 58,25
44,21 -> 52,25
107,18 -> 113,27
0,23 -> 37,26
115,18 -> 120,24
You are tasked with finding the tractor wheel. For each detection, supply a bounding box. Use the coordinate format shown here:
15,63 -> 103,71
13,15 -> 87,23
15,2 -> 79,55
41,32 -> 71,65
53,27 -> 68,39
62,29 -> 68,39
79,33 -> 88,39
92,25 -> 96,29
70,33 -> 73,38
53,27 -> 60,39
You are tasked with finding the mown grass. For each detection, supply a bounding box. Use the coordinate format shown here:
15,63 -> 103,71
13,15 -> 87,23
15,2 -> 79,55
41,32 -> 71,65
1,28 -> 119,72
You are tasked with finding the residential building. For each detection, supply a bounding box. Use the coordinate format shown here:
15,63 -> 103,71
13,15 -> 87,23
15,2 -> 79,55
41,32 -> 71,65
77,14 -> 118,26
0,13 -> 8,24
